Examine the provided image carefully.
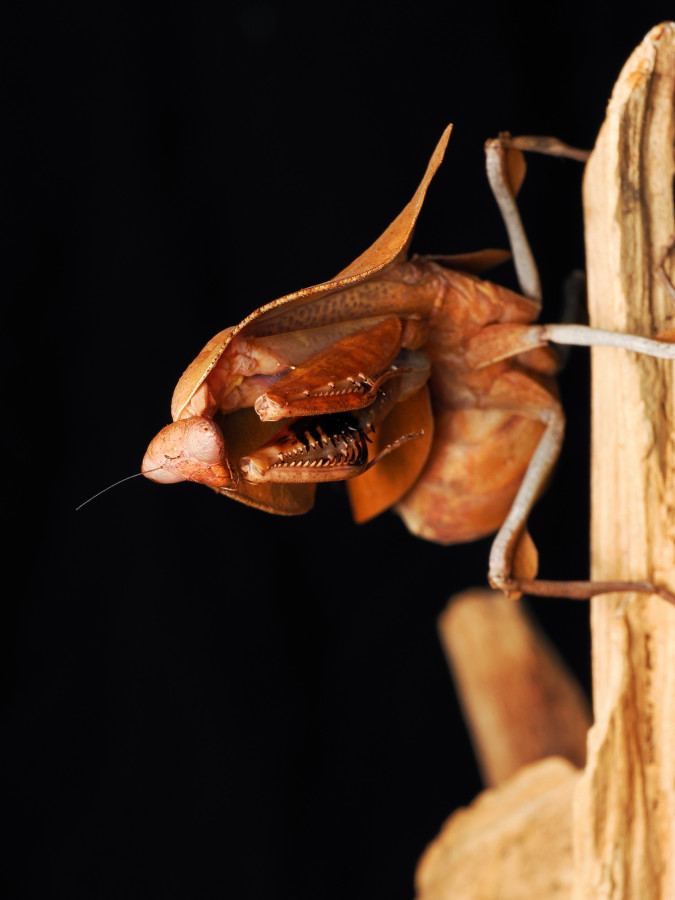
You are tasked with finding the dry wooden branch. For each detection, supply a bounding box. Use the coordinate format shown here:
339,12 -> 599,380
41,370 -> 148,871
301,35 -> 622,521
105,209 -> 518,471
573,22 -> 675,900
438,589 -> 591,788
415,590 -> 590,898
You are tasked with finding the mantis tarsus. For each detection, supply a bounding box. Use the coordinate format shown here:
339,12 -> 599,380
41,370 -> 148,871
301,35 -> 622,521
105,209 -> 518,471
142,125 -> 675,605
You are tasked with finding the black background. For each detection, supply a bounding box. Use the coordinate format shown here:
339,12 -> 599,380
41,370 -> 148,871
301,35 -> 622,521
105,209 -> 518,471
4,5 -> 672,899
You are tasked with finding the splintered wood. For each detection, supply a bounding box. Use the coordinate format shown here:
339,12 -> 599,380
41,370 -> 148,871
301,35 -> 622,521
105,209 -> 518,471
573,21 -> 675,900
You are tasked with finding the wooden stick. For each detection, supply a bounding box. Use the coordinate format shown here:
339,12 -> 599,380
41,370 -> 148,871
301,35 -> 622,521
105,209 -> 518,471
438,589 -> 591,788
573,22 -> 675,900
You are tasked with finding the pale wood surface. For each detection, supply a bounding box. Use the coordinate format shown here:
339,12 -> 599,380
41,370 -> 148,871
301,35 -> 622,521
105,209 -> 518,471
415,757 -> 580,900
573,22 -> 675,900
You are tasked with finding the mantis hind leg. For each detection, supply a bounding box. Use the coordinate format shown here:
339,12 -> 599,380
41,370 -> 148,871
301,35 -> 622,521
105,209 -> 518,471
484,371 -> 675,605
484,133 -> 590,305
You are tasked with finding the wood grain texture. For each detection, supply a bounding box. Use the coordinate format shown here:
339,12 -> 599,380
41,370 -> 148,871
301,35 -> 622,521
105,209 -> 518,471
573,22 -> 675,900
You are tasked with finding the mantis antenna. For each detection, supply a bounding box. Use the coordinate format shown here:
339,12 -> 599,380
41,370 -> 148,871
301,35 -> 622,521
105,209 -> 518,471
76,468 -> 164,511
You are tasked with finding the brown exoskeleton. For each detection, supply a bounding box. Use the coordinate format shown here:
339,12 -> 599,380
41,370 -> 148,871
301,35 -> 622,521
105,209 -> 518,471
142,125 -> 675,603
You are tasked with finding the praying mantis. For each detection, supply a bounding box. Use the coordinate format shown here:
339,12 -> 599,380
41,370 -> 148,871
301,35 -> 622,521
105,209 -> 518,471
142,125 -> 675,603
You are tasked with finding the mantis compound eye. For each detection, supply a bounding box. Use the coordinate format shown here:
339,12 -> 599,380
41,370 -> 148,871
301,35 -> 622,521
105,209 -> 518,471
142,417 -> 233,487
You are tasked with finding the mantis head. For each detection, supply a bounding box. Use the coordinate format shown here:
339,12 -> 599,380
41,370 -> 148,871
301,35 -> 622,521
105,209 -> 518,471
141,416 -> 233,487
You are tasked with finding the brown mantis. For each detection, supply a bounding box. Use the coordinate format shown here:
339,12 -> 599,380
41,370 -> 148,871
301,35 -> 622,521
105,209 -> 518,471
142,125 -> 675,604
